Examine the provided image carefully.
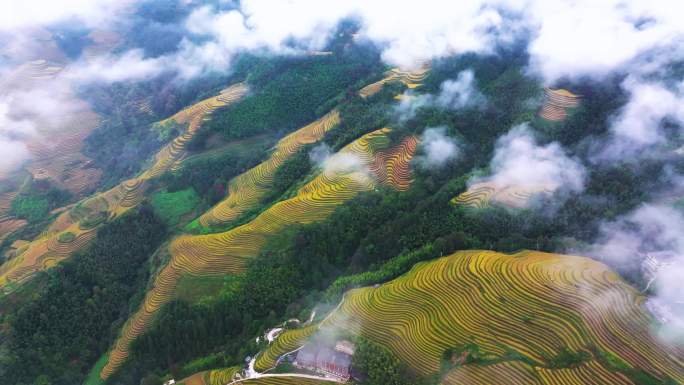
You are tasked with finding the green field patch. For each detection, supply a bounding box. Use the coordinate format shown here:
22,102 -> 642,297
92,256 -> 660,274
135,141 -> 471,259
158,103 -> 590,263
84,352 -> 108,385
10,195 -> 49,222
175,274 -> 240,303
79,211 -> 108,230
58,231 -> 76,243
151,188 -> 200,227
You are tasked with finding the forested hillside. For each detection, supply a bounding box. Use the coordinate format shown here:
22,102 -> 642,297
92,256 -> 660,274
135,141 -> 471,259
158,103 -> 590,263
0,2 -> 683,385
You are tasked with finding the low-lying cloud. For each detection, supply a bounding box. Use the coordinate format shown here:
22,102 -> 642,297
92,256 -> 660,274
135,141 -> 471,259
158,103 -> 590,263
310,143 -> 368,176
416,127 -> 461,168
436,70 -> 486,109
587,204 -> 684,342
473,124 -> 586,195
395,69 -> 485,122
596,77 -> 684,161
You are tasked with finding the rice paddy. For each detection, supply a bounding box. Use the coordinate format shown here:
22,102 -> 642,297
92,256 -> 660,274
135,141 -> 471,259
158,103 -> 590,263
257,250 -> 684,384
0,59 -> 102,197
197,109 -> 341,229
0,192 -> 27,243
100,128 -> 419,380
0,84 -> 248,291
358,66 -> 430,98
539,88 -> 580,122
451,181 -> 554,209
179,366 -> 241,385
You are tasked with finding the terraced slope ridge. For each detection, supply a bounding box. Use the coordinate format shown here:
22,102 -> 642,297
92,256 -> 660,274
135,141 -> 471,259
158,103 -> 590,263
100,128 -> 419,379
257,250 -> 684,384
178,366 -> 241,385
358,66 -> 430,98
539,88 -> 581,122
0,192 -> 27,243
451,181 -> 554,209
0,60 -> 102,195
0,83 -> 248,290
197,109 -> 341,229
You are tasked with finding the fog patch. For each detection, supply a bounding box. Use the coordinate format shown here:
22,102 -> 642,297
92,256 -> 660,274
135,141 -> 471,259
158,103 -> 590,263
436,69 -> 486,109
473,124 -> 586,195
310,142 -> 370,181
586,204 -> 684,343
395,69 -> 485,122
416,127 -> 461,168
595,77 -> 684,161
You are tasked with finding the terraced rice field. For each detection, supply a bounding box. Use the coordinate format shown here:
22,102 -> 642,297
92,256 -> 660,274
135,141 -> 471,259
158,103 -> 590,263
0,60 -> 62,91
358,66 -> 430,98
179,366 -> 241,385
0,59 -> 103,196
0,192 -> 27,243
258,250 -> 684,384
442,359 -> 635,384
255,324 -> 318,371
539,88 -> 580,122
100,128 -> 419,380
0,84 -> 248,291
451,181 -> 554,209
25,109 -> 103,196
198,110 -> 341,228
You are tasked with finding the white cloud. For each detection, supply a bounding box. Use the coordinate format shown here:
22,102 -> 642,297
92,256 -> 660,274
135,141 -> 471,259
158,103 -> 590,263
394,93 -> 433,123
526,0 -> 684,83
475,123 -> 586,194
309,142 -> 370,182
436,69 -> 486,109
417,127 -> 460,168
588,204 -> 684,342
168,0 -> 684,83
0,137 -> 29,176
65,49 -> 167,83
309,143 -> 333,167
0,102 -> 34,175
395,69 -> 486,122
0,0 -> 126,31
596,78 -> 684,161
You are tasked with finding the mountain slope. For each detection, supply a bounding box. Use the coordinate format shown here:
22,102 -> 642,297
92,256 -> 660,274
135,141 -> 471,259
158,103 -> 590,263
254,250 -> 683,384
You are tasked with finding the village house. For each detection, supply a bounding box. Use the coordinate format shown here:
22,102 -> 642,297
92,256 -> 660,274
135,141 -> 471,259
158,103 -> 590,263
293,340 -> 355,381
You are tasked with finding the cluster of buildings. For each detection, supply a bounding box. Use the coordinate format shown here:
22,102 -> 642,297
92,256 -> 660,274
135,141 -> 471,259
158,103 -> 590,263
293,340 -> 356,381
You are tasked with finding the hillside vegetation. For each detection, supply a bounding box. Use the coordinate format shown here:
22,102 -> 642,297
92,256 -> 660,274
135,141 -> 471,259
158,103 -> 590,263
2,24 -> 683,385
0,84 -> 248,291
100,126 -> 420,380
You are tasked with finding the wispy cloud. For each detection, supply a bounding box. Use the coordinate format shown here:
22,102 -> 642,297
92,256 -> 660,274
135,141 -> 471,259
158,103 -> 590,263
395,69 -> 486,122
474,123 -> 586,195
586,204 -> 684,342
594,77 -> 684,161
416,127 -> 461,169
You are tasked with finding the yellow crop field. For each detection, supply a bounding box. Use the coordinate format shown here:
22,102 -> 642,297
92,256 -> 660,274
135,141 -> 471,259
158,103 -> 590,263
451,181 -> 554,209
442,359 -> 635,385
0,83 -> 249,291
198,109 -> 341,229
25,108 -> 102,196
255,324 -> 318,371
257,250 -> 684,383
0,192 -> 27,243
358,66 -> 430,98
539,88 -> 580,122
100,128 -> 420,379
179,366 -> 241,385
442,361 -> 541,385
0,60 -> 102,197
